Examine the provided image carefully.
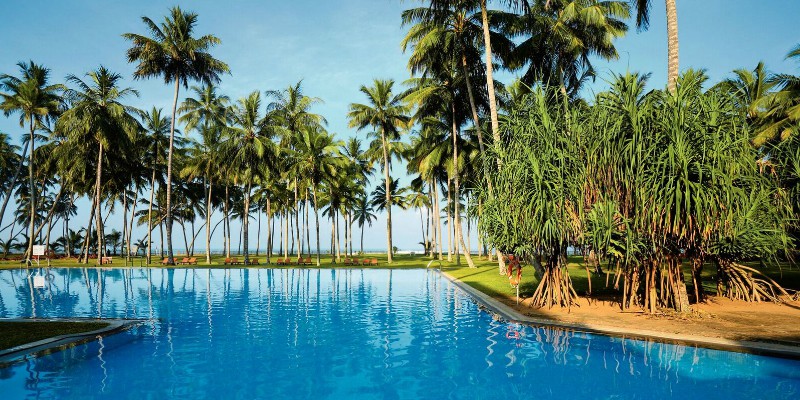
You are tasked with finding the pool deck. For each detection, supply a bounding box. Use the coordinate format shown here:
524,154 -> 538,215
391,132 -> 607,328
0,318 -> 146,365
440,270 -> 800,359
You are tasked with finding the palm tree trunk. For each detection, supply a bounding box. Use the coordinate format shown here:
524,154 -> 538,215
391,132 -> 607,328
127,190 -> 137,261
122,190 -> 127,259
360,222 -> 365,255
335,210 -> 341,262
26,116 -> 36,258
206,177 -> 213,264
94,143 -> 104,264
480,0 -> 501,146
451,105 -> 464,267
243,183 -> 250,265
294,178 -> 301,260
225,185 -> 231,258
461,54 -> 493,197
381,131 -> 393,263
434,180 -> 442,260
266,198 -> 272,264
147,169 -> 156,264
283,210 -> 288,259
256,201 -> 261,256
164,79 -> 181,265
447,178 -> 453,262
665,0 -> 680,93
313,185 -> 321,266
305,193 -> 311,257
81,197 -> 96,264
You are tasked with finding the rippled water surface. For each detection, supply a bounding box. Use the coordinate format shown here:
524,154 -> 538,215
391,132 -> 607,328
0,268 -> 798,399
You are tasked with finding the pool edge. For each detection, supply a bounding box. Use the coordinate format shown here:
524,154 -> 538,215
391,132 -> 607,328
438,270 -> 800,360
0,318 -> 146,366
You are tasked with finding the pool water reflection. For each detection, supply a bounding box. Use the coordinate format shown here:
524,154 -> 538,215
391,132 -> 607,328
0,268 -> 798,399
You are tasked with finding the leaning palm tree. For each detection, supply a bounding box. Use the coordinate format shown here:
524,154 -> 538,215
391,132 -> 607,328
123,6 -> 229,264
348,79 -> 410,263
57,67 -> 140,263
140,107 -> 175,264
0,61 -> 64,257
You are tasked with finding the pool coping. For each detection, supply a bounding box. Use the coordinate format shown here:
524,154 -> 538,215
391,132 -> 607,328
438,270 -> 800,360
0,318 -> 146,366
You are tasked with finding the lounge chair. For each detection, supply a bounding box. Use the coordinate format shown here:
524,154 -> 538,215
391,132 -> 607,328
188,257 -> 197,265
304,257 -> 313,266
224,258 -> 232,265
230,257 -> 240,265
101,256 -> 113,265
343,258 -> 352,266
179,257 -> 190,265
160,257 -> 170,265
276,258 -> 284,265
250,258 -> 259,265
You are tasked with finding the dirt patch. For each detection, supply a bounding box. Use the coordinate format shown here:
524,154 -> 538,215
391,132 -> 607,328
507,295 -> 800,345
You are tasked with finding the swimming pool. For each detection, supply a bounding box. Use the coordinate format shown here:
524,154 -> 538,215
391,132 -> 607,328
0,268 -> 798,399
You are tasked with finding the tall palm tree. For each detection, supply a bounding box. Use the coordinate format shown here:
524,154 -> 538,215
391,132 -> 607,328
293,127 -> 342,265
123,6 -> 229,264
0,61 -> 64,257
57,67 -> 140,263
630,0 -> 680,92
348,79 -> 410,263
140,107 -> 174,263
756,45 -> 800,144
220,91 -> 273,265
179,84 -> 229,263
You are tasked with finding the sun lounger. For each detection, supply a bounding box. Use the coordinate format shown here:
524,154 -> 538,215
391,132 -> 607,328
276,258 -> 285,265
304,257 -> 312,266
250,258 -> 259,265
188,257 -> 197,265
160,257 -> 170,265
100,256 -> 113,265
179,257 -> 189,265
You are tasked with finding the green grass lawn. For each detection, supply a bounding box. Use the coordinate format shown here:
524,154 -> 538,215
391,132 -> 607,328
0,321 -> 109,351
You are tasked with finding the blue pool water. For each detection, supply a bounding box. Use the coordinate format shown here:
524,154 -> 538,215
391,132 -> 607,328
0,268 -> 798,399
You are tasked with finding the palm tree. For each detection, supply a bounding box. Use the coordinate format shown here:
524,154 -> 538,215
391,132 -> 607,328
179,84 -> 229,263
507,0 -> 629,98
0,61 -> 64,257
348,79 -> 410,263
293,127 -> 342,266
220,91 -> 273,265
57,67 -> 140,263
756,45 -> 800,144
140,107 -> 173,263
352,194 -> 377,254
630,0 -> 680,92
123,6 -> 229,264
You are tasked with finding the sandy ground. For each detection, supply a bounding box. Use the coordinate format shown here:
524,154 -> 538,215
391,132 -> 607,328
508,295 -> 800,345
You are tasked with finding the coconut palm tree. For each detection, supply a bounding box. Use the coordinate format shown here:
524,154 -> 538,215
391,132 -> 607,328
179,84 -> 229,263
293,127 -> 342,266
220,91 -> 274,265
0,61 -> 64,257
140,107 -> 176,263
348,79 -> 410,263
507,0 -> 629,98
57,67 -> 140,264
123,6 -> 229,264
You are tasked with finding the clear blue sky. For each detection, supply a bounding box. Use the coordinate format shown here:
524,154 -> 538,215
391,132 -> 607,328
1,0 -> 799,253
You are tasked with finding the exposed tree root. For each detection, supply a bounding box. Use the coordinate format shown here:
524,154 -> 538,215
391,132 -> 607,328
529,256 -> 578,310
716,260 -> 790,303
